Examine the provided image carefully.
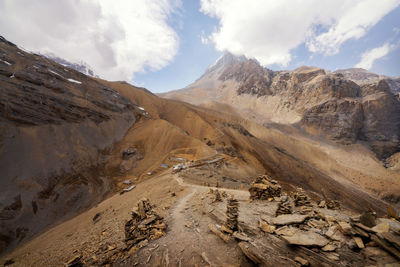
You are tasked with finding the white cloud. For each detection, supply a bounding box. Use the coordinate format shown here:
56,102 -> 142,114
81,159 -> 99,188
308,0 -> 400,55
0,0 -> 181,81
355,43 -> 393,69
200,0 -> 400,67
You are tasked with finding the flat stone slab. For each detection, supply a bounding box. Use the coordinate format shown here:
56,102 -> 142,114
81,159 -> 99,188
275,226 -> 298,236
264,214 -> 309,226
376,218 -> 400,233
282,230 -> 329,247
371,222 -> 389,233
325,225 -> 346,242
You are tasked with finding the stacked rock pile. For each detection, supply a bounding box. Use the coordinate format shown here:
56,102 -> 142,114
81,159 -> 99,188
293,188 -> 311,207
276,195 -> 292,216
224,197 -> 239,232
249,175 -> 281,200
124,198 -> 166,249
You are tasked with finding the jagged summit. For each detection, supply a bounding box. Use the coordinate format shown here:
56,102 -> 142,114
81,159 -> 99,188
204,52 -> 247,75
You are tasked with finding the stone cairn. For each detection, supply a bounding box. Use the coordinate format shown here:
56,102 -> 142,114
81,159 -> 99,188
249,175 -> 281,200
124,198 -> 166,249
276,195 -> 292,216
214,189 -> 222,202
293,188 -> 313,214
320,190 -> 341,210
224,197 -> 239,233
293,188 -> 311,206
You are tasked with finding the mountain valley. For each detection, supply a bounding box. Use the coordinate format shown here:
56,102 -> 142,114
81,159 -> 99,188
1,36 -> 400,266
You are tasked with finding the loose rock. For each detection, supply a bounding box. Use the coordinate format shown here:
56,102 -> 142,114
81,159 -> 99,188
353,237 -> 365,249
294,256 -> 309,266
322,243 -> 337,252
65,255 -> 83,267
338,221 -> 352,235
259,220 -> 276,233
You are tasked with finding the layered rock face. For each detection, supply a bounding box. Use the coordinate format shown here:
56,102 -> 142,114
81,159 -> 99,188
162,53 -> 400,160
302,80 -> 400,157
0,36 -> 138,253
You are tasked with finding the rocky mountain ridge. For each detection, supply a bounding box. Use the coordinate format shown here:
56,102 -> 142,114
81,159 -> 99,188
334,68 -> 400,92
162,53 -> 400,160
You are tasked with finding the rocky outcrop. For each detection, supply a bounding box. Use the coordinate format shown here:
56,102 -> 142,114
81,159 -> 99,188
301,100 -> 364,143
301,79 -> 400,157
360,86 -> 400,158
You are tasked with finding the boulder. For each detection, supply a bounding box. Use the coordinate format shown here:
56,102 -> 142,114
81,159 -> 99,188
360,210 -> 376,227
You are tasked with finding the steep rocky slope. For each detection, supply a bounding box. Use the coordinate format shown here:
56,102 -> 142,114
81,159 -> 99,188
162,53 -> 400,160
0,36 -> 139,254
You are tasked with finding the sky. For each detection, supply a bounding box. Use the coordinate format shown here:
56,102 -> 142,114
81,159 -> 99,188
0,0 -> 399,93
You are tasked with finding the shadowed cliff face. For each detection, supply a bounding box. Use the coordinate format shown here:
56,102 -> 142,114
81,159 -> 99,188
162,53 -> 400,160
0,36 -> 139,253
